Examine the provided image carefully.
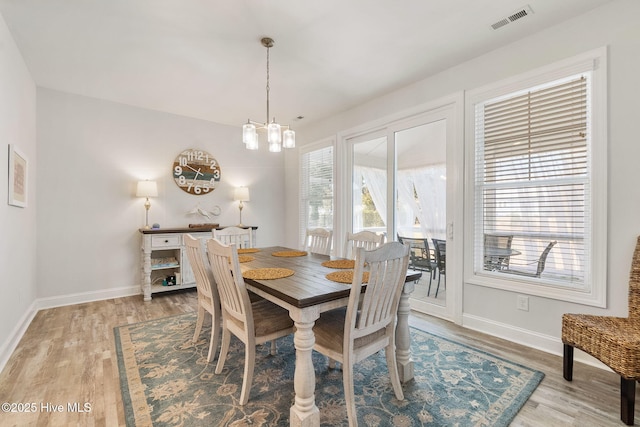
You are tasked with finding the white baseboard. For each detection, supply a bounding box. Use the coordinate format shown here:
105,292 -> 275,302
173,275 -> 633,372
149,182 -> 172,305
462,313 -> 612,372
36,285 -> 141,310
0,285 -> 141,373
0,300 -> 39,375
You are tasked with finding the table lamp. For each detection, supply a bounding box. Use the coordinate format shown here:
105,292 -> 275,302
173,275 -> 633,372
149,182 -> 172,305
234,186 -> 250,226
136,180 -> 158,229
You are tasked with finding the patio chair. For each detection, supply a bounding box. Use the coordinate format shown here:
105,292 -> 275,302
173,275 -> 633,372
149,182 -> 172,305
484,233 -> 514,271
397,235 -> 436,289
506,241 -> 556,278
432,238 -> 446,297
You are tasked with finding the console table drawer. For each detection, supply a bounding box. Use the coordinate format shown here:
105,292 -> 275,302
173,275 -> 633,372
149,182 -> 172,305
151,235 -> 180,248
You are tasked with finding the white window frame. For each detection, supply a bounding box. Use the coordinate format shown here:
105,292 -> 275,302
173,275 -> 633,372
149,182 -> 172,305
464,47 -> 607,307
299,138 -> 335,251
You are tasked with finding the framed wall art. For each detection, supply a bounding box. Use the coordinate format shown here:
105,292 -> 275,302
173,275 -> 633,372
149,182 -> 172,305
8,144 -> 27,208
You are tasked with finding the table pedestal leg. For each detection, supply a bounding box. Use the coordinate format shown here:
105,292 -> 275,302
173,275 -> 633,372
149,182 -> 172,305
290,316 -> 320,427
396,281 -> 415,383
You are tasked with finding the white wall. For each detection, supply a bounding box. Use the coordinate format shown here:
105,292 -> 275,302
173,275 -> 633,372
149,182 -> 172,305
0,14 -> 37,367
287,0 -> 640,356
36,88 -> 286,304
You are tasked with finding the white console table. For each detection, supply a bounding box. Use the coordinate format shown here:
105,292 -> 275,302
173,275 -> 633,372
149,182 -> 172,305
139,226 -> 258,301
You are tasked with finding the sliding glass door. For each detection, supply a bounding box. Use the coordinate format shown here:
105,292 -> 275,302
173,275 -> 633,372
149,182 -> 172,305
345,98 -> 461,322
351,133 -> 388,237
395,120 -> 447,308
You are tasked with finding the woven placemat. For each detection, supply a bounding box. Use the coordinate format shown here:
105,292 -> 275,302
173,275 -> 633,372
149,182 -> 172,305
237,255 -> 255,263
243,268 -> 295,280
325,270 -> 369,284
272,250 -> 308,257
321,259 -> 356,269
237,248 -> 260,254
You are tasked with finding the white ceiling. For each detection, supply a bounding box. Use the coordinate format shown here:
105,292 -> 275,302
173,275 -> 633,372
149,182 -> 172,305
0,0 -> 614,129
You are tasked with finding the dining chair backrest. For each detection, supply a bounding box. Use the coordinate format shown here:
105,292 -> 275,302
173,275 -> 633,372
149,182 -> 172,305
304,228 -> 333,255
348,242 -> 410,343
344,230 -> 385,259
213,226 -> 253,249
206,238 -> 253,333
184,234 -> 217,308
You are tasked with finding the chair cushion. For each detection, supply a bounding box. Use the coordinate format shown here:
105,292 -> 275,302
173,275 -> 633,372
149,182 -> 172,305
313,307 -> 386,354
562,313 -> 640,379
251,299 -> 295,337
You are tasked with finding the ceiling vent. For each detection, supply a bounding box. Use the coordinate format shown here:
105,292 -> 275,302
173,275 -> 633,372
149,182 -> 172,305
491,5 -> 534,30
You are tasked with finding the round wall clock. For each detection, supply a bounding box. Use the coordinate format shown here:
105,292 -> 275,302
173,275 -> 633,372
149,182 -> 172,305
172,148 -> 221,195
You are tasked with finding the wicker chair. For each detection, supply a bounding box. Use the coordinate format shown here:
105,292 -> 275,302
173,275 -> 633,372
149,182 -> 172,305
561,236 -> 640,425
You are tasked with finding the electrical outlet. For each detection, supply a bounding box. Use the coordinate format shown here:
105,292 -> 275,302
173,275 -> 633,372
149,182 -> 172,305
516,295 -> 529,311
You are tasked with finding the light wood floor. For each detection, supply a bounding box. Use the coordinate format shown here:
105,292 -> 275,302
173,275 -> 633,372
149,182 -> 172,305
0,290 -> 635,426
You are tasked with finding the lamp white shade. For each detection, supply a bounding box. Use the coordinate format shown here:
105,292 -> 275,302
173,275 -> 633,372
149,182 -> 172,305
136,180 -> 158,198
234,186 -> 250,202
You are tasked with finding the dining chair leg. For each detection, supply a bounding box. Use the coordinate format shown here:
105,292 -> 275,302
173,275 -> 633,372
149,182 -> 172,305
328,358 -> 337,369
563,344 -> 573,381
342,358 -> 357,427
270,340 -> 276,355
239,343 -> 256,405
207,314 -> 220,363
621,377 -> 636,425
214,328 -> 231,374
193,305 -> 205,342
385,339 -> 404,400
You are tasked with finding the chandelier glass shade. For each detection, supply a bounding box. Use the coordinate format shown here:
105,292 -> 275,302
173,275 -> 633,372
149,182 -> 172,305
242,37 -> 295,152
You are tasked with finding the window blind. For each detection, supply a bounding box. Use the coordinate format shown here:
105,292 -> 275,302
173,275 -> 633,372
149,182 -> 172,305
475,74 -> 589,285
299,145 -> 334,247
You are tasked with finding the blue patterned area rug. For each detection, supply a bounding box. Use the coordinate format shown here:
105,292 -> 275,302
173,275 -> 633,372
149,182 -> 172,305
114,313 -> 543,426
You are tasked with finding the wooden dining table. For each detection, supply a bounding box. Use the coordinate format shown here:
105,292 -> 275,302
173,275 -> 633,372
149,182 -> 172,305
238,246 -> 422,427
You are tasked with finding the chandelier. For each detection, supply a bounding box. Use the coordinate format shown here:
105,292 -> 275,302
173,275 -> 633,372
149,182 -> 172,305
242,37 -> 295,152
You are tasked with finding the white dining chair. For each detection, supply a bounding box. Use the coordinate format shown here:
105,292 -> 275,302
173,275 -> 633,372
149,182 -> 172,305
304,227 -> 333,255
183,234 -> 220,363
212,226 -> 253,248
206,238 -> 295,405
312,242 -> 410,426
343,230 -> 385,259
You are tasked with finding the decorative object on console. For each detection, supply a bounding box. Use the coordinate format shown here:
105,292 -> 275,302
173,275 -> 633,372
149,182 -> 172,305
242,37 -> 295,152
8,144 -> 28,208
188,223 -> 220,230
188,203 -> 221,220
234,186 -> 250,226
172,148 -> 221,195
136,180 -> 158,229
